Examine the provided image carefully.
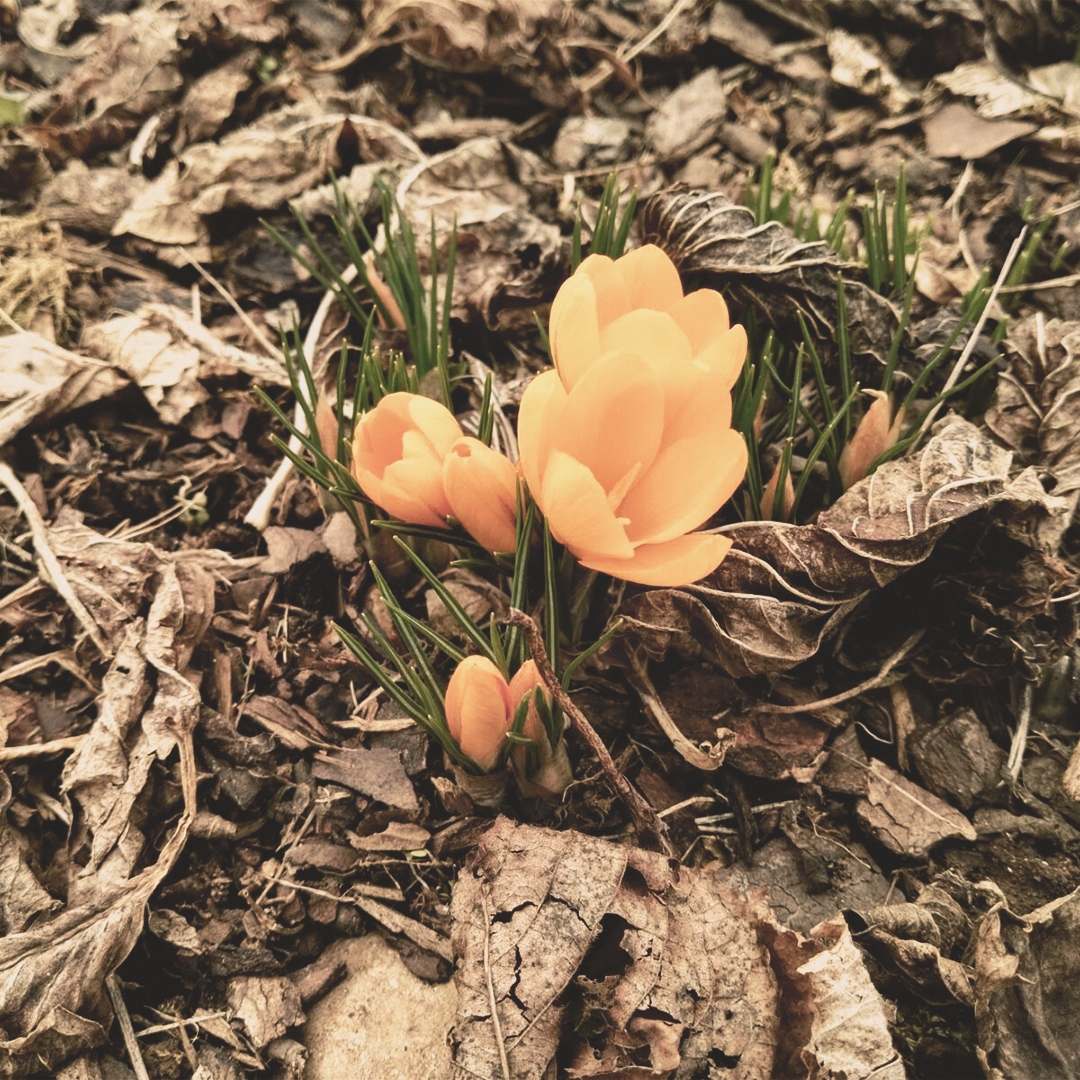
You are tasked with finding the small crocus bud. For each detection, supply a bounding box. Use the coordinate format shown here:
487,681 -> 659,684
314,393 -> 340,464
442,437 -> 520,554
351,393 -> 463,528
758,466 -> 795,521
362,251 -> 406,331
445,655 -> 513,772
508,660 -> 572,798
839,391 -> 905,490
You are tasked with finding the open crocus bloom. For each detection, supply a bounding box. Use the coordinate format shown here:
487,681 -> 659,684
351,392 -> 463,528
839,390 -> 904,490
518,245 -> 748,587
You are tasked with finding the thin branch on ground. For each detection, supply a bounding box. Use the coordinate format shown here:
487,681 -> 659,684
506,608 -> 673,855
0,461 -> 110,657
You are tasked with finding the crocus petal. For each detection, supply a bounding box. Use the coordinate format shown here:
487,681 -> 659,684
517,370 -> 568,500
445,655 -> 513,772
668,289 -> 731,354
377,456 -> 452,526
839,391 -> 900,489
576,254 -> 632,329
600,308 -> 693,367
559,351 -> 665,493
314,394 -> 339,462
615,245 -> 684,313
404,394 -> 465,457
579,532 -> 734,588
443,437 -> 519,553
550,274 -> 602,391
541,450 -> 634,560
508,659 -> 548,746
621,427 -> 748,547
692,325 -> 748,390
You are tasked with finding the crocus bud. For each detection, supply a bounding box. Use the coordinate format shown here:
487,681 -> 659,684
362,251 -> 406,331
442,437 -> 520,554
839,391 -> 904,490
758,466 -> 794,521
507,660 -> 572,798
351,393 -> 463,528
314,393 -> 339,464
445,655 -> 513,772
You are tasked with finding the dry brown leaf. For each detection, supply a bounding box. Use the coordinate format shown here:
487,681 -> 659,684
923,103 -> 1037,159
82,302 -> 288,424
0,644 -> 197,1072
722,834 -> 892,935
450,818 -> 778,1079
643,188 -> 899,366
761,913 -> 907,1079
27,6 -> 183,162
0,771 -> 62,935
646,67 -> 726,159
975,886 -> 1080,1078
856,759 -> 977,857
311,747 -> 420,813
846,886 -> 974,1007
0,332 -> 127,448
986,315 -> 1080,497
615,417 -> 1073,685
227,976 -> 305,1050
112,108 -> 389,248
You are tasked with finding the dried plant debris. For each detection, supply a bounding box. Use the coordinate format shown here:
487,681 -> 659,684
975,886 -> 1080,1078
643,188 -> 899,365
617,416 -> 1075,685
450,819 -> 918,1078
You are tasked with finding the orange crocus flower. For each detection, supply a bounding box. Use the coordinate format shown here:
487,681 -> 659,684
518,245 -> 748,587
507,659 -> 571,797
445,656 -> 571,790
351,392 -> 463,528
350,394 -> 519,553
442,436 -> 520,553
839,390 -> 904,490
445,655 -> 514,772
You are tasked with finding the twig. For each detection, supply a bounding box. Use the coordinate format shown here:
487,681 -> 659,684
182,252 -> 284,361
752,629 -> 925,717
0,736 -> 83,764
106,975 -> 152,1080
0,462 -> 110,657
914,227 -> 1027,443
481,884 -> 512,1080
627,655 -> 733,770
506,609 -> 672,855
1007,681 -> 1033,783
244,265 -> 357,531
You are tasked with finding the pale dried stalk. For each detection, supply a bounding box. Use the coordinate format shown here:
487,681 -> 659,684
0,461 -> 110,656
244,265 -> 357,530
752,629 -> 925,717
505,609 -> 672,855
106,975 -> 152,1080
627,655 -> 734,771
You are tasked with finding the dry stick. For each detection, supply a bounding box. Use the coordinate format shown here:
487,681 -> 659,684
244,264 -> 358,531
0,461 -> 110,657
0,736 -> 83,764
1007,681 -> 1033,783
752,629 -> 925,717
915,227 -> 1027,443
506,609 -> 672,855
628,654 -> 732,771
480,885 -> 512,1080
106,975 -> 152,1080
